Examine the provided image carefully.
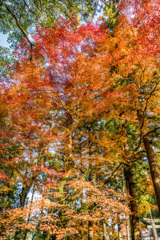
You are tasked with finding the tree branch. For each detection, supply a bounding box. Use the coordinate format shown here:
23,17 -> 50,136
104,162 -> 123,184
5,4 -> 33,47
22,0 -> 36,15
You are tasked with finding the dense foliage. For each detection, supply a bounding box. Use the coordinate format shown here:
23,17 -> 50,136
0,0 -> 160,240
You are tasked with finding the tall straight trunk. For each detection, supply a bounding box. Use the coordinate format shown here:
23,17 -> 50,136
103,219 -> 107,240
88,131 -> 93,240
124,165 -> 142,240
88,221 -> 93,240
118,226 -> 122,240
143,135 -> 160,215
117,214 -> 122,240
126,216 -> 130,240
122,167 -> 130,240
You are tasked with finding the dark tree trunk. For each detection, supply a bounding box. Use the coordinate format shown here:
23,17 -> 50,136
124,165 -> 142,240
88,221 -> 93,240
20,186 -> 30,207
88,133 -> 94,240
14,185 -> 31,240
143,135 -> 160,215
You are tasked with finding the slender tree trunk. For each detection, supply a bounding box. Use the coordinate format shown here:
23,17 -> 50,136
118,227 -> 122,240
88,221 -> 93,240
20,186 -> 30,207
126,216 -> 130,240
124,165 -> 142,240
117,214 -> 122,240
88,131 -> 94,240
112,221 -> 115,238
23,185 -> 35,240
143,135 -> 160,215
88,181 -> 94,239
103,219 -> 107,240
122,167 -> 130,240
14,184 -> 31,239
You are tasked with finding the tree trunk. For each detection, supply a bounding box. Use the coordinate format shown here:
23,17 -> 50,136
88,221 -> 93,240
124,165 -> 142,240
122,166 -> 130,240
88,133 -> 94,240
20,186 -> 30,207
118,227 -> 122,240
117,214 -> 122,240
14,185 -> 31,239
126,215 -> 130,240
143,135 -> 160,216
103,219 -> 107,240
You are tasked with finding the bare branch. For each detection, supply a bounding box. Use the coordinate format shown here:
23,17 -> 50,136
22,0 -> 36,15
104,162 -> 123,184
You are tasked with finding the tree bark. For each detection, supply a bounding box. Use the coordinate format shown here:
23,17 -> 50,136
117,214 -> 122,240
124,165 -> 142,240
88,133 -> 94,240
20,186 -> 30,207
143,135 -> 160,216
126,215 -> 131,240
88,221 -> 93,240
103,219 -> 107,240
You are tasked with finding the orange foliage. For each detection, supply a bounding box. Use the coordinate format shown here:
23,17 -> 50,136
0,1 -> 159,238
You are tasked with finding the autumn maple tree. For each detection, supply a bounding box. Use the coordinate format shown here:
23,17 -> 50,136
0,0 -> 160,240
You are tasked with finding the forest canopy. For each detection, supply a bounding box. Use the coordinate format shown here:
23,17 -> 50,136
0,0 -> 160,240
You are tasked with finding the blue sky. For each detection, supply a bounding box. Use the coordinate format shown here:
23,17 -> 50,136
0,33 -> 10,48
